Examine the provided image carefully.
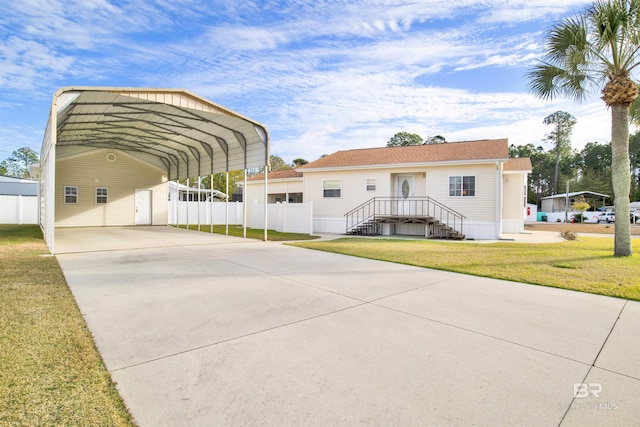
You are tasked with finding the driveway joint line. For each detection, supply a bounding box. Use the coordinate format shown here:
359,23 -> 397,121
111,301 -> 370,373
371,302 -> 593,367
557,299 -> 628,426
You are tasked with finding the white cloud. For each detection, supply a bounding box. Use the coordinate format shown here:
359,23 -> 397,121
0,0 -> 623,165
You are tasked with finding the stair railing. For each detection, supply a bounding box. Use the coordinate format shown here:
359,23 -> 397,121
345,197 -> 466,236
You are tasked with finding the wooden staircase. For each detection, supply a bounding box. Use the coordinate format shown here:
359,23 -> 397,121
345,198 -> 466,240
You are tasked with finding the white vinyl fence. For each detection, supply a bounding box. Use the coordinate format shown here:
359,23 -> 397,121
168,200 -> 244,225
0,195 -> 38,224
250,202 -> 313,234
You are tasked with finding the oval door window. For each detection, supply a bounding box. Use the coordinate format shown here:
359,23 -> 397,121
402,179 -> 410,199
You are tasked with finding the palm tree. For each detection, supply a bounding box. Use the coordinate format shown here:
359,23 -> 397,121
528,0 -> 640,257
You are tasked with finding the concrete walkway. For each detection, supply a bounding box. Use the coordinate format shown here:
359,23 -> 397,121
55,227 -> 640,426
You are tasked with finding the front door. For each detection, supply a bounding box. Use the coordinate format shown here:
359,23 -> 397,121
395,175 -> 415,215
135,189 -> 152,225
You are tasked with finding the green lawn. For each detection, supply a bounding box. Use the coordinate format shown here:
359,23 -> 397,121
290,236 -> 640,300
0,225 -> 136,426
174,224 -> 320,241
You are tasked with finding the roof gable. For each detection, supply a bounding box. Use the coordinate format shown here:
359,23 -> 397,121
300,139 -> 509,170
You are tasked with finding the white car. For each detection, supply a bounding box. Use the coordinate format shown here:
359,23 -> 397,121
582,213 -> 600,224
598,212 -> 616,223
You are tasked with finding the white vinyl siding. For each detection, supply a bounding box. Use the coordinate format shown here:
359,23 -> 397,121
502,172 -> 526,220
304,168 -> 397,218
55,149 -> 168,227
428,164 -> 496,222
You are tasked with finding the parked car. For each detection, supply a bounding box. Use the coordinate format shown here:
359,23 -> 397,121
631,210 -> 640,224
598,212 -> 616,223
582,213 -> 600,223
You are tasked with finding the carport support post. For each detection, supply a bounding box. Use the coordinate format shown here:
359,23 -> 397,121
175,180 -> 179,227
243,169 -> 247,238
197,176 -> 201,232
186,178 -> 190,230
264,165 -> 268,242
210,174 -> 214,234
225,171 -> 229,236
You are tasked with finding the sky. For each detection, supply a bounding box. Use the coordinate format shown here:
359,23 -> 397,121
0,0 -> 629,165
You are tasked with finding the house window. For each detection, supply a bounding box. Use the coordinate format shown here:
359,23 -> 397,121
323,180 -> 341,198
449,176 -> 476,197
64,186 -> 78,204
366,178 -> 377,192
96,187 -> 108,204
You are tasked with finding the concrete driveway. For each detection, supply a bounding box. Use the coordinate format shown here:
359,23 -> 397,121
55,227 -> 640,426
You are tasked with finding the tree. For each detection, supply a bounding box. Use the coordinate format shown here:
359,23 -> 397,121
509,143 -> 556,203
542,111 -> 577,194
424,135 -> 447,144
292,158 -> 309,168
386,132 -> 423,147
3,147 -> 39,178
572,197 -> 591,222
270,155 -> 292,171
528,0 -> 640,256
574,141 -> 614,197
0,160 -> 9,176
200,170 -> 244,196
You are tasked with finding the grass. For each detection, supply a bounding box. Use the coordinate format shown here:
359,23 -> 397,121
174,224 -> 320,241
290,236 -> 640,301
0,225 -> 136,426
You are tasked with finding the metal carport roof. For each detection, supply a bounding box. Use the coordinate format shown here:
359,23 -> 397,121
39,87 -> 271,254
52,87 -> 269,180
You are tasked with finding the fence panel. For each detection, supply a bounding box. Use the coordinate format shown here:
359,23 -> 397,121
0,195 -> 38,224
250,203 -> 313,234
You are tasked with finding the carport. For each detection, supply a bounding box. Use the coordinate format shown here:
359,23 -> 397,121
38,87 -> 270,254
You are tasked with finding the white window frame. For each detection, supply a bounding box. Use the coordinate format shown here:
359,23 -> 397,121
64,186 -> 78,204
323,179 -> 341,198
449,175 -> 476,197
365,178 -> 377,192
96,187 -> 108,204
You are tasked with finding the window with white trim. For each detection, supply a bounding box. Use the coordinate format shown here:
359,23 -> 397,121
366,178 -> 377,192
64,186 -> 78,204
96,187 -> 108,204
449,176 -> 476,197
323,179 -> 341,198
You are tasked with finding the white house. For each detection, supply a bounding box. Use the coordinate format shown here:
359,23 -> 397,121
38,87 -> 269,253
246,139 -> 532,240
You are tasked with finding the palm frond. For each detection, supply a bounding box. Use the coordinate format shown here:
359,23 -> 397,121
529,0 -> 640,102
527,62 -> 589,101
